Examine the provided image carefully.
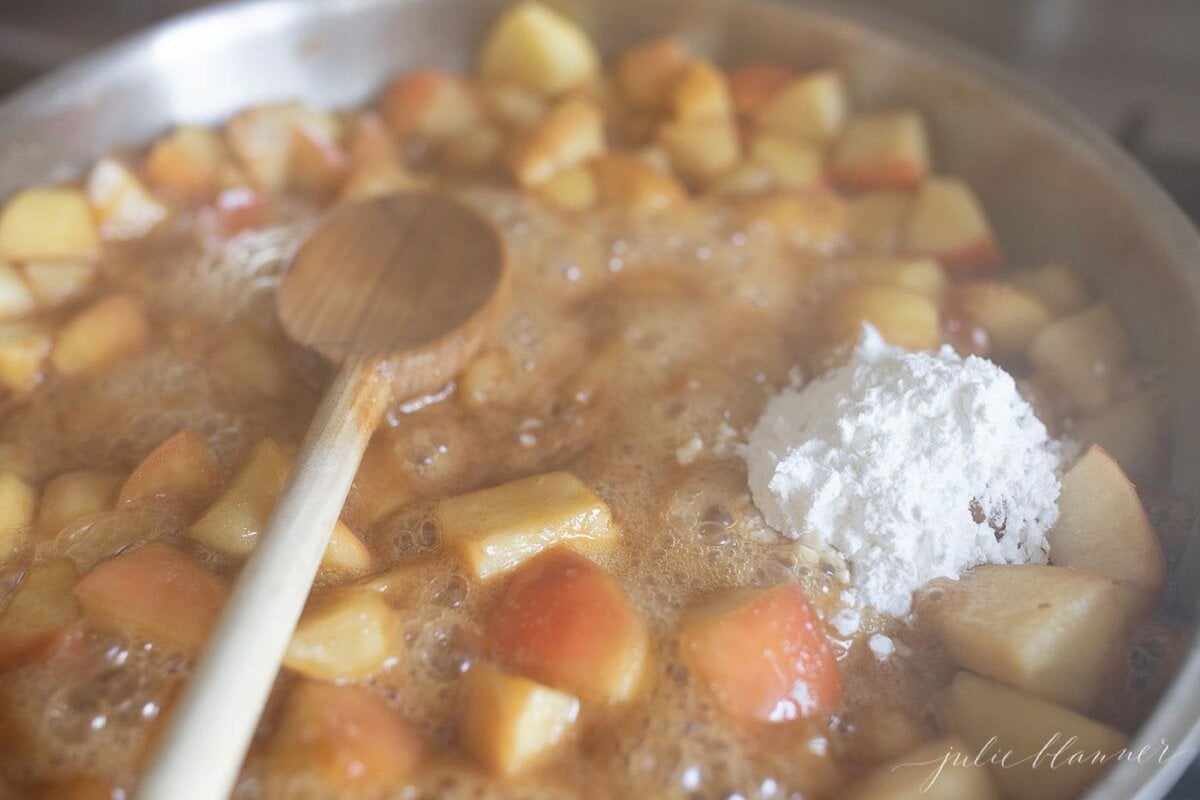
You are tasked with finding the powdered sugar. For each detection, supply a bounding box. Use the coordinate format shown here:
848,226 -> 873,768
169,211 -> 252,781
744,326 -> 1062,617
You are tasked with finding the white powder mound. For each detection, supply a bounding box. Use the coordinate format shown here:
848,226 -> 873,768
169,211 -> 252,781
744,326 -> 1062,617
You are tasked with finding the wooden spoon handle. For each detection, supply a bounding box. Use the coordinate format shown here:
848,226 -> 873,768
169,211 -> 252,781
137,357 -> 391,800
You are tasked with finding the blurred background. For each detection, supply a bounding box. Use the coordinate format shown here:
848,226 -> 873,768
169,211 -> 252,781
0,0 -> 1198,796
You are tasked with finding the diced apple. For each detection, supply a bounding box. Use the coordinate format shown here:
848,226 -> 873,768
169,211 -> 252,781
0,188 -> 100,261
1072,391 -> 1164,486
480,2 -> 600,95
50,293 -> 148,376
591,154 -> 686,215
756,70 -> 846,144
830,111 -> 930,191
226,103 -> 341,190
345,436 -> 418,529
1048,446 -> 1165,604
845,257 -> 946,298
462,662 -> 580,776
73,540 -> 227,654
739,193 -> 848,254
144,125 -> 231,198
339,112 -> 425,201
939,671 -> 1127,800
900,177 -> 1001,272
36,470 -> 123,538
951,282 -> 1052,361
435,471 -> 615,581
659,117 -> 740,187
269,680 -> 422,791
679,584 -> 843,724
510,98 -> 605,187
189,439 -> 372,578
727,62 -> 795,116
0,321 -> 52,392
0,471 -> 36,560
381,70 -> 482,141
487,548 -> 650,703
85,157 -> 170,241
118,429 -> 219,510
849,736 -> 1000,800
1027,303 -> 1133,412
208,322 -> 292,397
1010,263 -> 1090,318
288,123 -> 350,197
284,589 -> 398,680
825,283 -> 940,351
0,262 -> 35,319
0,559 -> 79,664
669,61 -> 732,121
927,565 -> 1125,713
847,190 -> 914,254
21,260 -> 96,309
535,165 -> 597,212
615,38 -> 690,108
749,134 -> 823,190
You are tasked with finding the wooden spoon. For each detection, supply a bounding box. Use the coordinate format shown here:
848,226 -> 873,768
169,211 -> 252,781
137,193 -> 508,800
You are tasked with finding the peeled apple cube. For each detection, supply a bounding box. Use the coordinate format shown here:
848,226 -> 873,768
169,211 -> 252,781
0,262 -> 36,320
830,111 -> 930,191
190,438 -> 373,578
928,565 -> 1126,713
225,102 -> 342,190
0,471 -> 37,560
1028,303 -> 1133,413
669,60 -> 732,121
284,590 -> 398,680
658,117 -> 741,187
0,187 -> 99,261
462,662 -> 580,776
144,125 -> 232,198
939,671 -> 1127,800
380,70 -> 482,140
1048,445 -> 1165,603
0,559 -> 80,665
487,548 -> 650,703
480,2 -> 600,95
73,541 -> 227,655
679,584 -> 843,724
951,281 -> 1052,361
509,98 -> 605,187
900,177 -> 1001,272
749,134 -> 823,191
756,70 -> 847,144
848,736 -> 1000,800
0,321 -> 51,393
825,283 -> 940,351
435,470 -> 616,580
269,680 -> 423,791
50,293 -> 149,376
36,470 -> 123,538
118,429 -> 220,510
86,157 -> 170,241
21,260 -> 97,309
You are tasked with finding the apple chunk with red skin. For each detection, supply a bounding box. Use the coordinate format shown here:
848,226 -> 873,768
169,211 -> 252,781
901,177 -> 1001,272
487,547 -> 650,703
73,540 -> 227,655
0,559 -> 80,665
830,111 -> 930,191
118,429 -> 219,510
679,584 -> 843,724
269,680 -> 423,792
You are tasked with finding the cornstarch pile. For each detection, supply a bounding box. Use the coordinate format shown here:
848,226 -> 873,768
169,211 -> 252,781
744,326 -> 1062,617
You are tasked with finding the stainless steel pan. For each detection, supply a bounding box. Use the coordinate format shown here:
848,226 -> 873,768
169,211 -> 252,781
1,0 -> 1198,797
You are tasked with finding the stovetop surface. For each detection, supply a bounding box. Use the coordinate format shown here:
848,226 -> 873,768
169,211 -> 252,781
0,0 -> 1198,796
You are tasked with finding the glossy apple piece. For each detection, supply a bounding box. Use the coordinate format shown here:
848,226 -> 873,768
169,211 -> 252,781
73,540 -> 227,655
85,157 -> 170,241
36,470 -> 123,538
287,123 -> 350,198
1028,302 -> 1133,413
21,260 -> 96,310
284,589 -> 398,680
756,70 -> 846,144
830,111 -> 930,191
269,680 -> 423,791
750,134 -> 823,190
679,583 -> 843,724
669,60 -> 732,121
118,429 -> 220,510
339,113 -> 426,201
900,177 -> 1001,272
0,187 -> 99,261
143,125 -> 233,198
0,559 -> 80,665
0,471 -> 36,560
0,262 -> 36,320
510,98 -> 605,187
435,470 -> 616,581
50,293 -> 149,377
0,321 -> 52,392
381,70 -> 482,140
479,2 -> 600,95
659,117 -> 740,188
825,283 -> 940,351
487,548 -> 650,703
462,662 -> 580,776
950,281 -> 1051,361
208,322 -> 293,398
225,102 -> 341,190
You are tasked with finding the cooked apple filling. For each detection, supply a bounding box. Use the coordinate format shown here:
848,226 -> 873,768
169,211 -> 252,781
0,3 -> 1188,799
